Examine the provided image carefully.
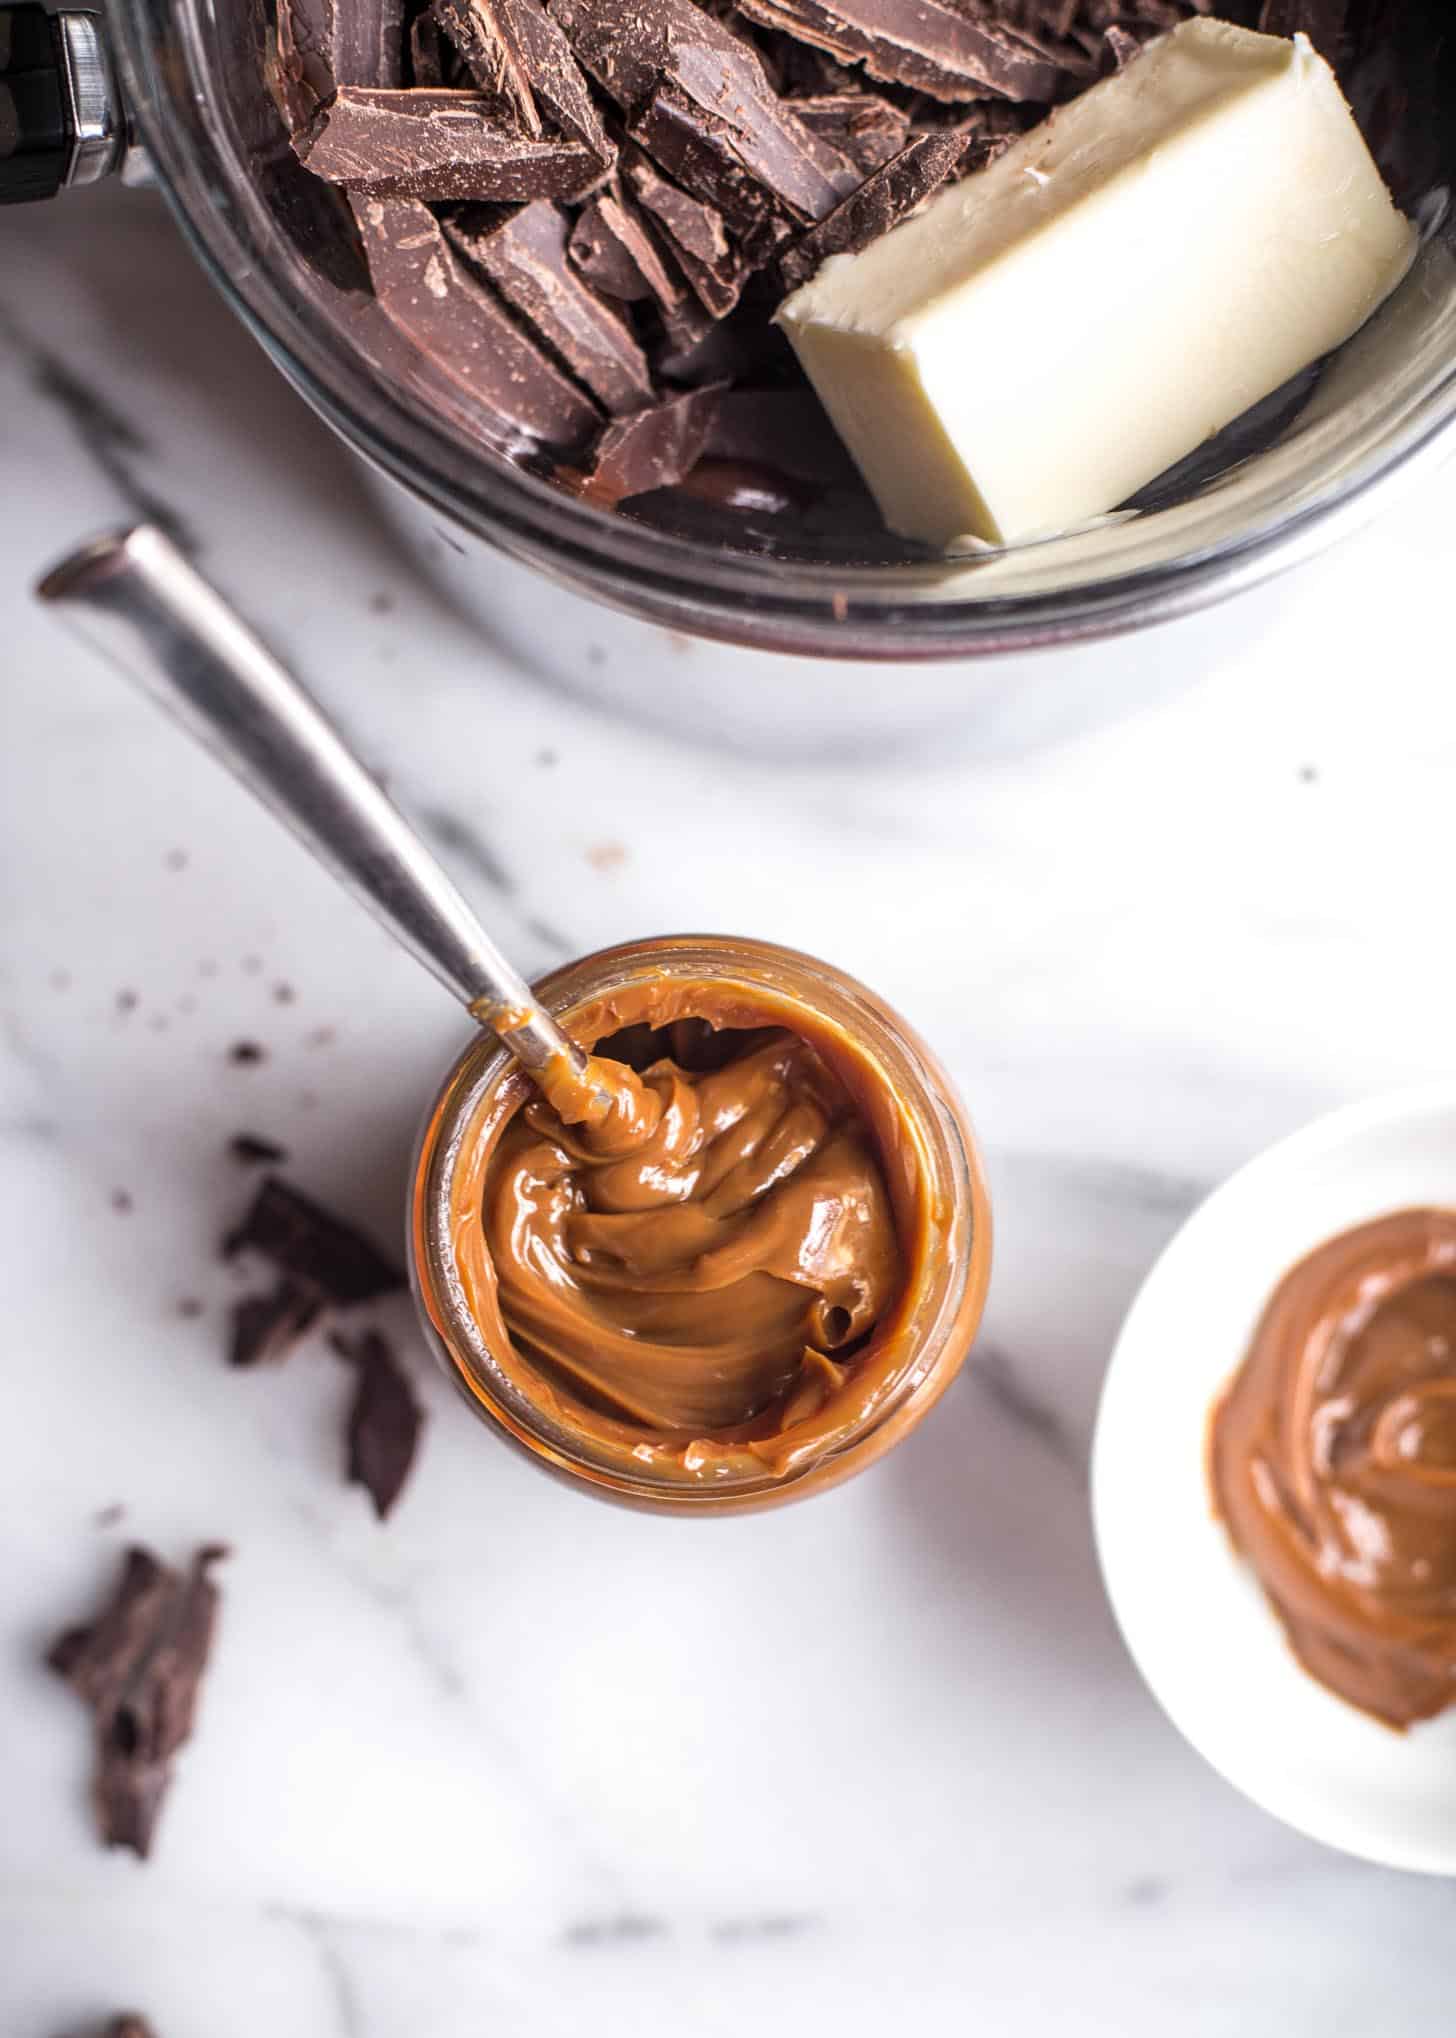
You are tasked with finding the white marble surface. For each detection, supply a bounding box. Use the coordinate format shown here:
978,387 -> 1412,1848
6,182 -> 1456,2038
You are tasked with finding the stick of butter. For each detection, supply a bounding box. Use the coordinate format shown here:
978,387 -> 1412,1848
776,18 -> 1415,550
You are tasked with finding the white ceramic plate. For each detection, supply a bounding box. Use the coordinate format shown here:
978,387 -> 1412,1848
1092,1087 -> 1456,1875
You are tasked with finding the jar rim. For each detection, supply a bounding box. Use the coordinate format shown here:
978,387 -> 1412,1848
410,936 -> 990,1510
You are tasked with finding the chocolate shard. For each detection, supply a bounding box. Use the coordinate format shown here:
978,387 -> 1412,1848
48,1546 -> 226,1859
350,195 -> 600,453
623,152 -> 749,316
275,0 -> 405,130
224,1171 -> 406,1306
298,88 -> 609,203
430,0 -> 612,152
734,0 -> 1062,103
547,0 -> 858,221
229,1131 -> 290,1166
778,126 -> 968,287
581,382 -> 724,503
568,187 -> 688,307
331,1330 -> 425,1519
447,200 -> 656,413
228,1280 -> 324,1367
1101,22 -> 1142,69
788,90 -> 911,172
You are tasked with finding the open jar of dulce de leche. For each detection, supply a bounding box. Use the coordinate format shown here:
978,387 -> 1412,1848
410,935 -> 990,1513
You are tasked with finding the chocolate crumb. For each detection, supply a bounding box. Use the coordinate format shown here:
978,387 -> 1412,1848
110,1189 -> 134,1215
229,1132 -> 291,1167
163,849 -> 188,872
229,1280 -> 323,1366
48,1544 -> 227,1858
116,989 -> 139,1014
224,1174 -> 405,1305
369,589 -> 396,614
332,1329 -> 425,1518
305,1025 -> 338,1049
229,1041 -> 266,1066
93,1503 -> 126,1529
273,982 -> 297,1005
101,2016 -> 157,2038
176,1297 -> 205,1320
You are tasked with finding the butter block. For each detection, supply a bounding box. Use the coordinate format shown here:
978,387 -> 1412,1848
776,18 -> 1416,549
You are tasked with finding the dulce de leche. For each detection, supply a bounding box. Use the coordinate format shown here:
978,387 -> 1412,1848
414,941 -> 989,1506
1210,1211 -> 1456,1728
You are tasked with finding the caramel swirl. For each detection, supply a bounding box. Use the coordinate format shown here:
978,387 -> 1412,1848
1210,1210 -> 1456,1728
483,1023 -> 903,1433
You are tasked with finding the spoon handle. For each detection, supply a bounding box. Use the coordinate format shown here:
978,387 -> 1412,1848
38,524 -> 580,1080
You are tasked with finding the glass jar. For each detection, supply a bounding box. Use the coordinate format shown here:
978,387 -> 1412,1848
410,935 -> 990,1512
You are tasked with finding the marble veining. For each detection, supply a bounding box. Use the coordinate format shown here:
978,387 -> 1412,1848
6,180 -> 1456,2038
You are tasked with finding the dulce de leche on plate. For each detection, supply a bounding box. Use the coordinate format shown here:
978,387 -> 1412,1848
411,937 -> 989,1510
1210,1210 -> 1456,1729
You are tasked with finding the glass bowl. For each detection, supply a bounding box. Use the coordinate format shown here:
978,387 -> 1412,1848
110,0 -> 1456,658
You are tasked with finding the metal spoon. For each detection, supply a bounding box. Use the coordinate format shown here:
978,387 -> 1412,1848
37,523 -> 618,1122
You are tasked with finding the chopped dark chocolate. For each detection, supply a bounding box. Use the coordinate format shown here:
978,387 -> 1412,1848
229,1132 -> 290,1166
48,1546 -> 226,1858
223,1172 -> 405,1305
275,0 -> 405,129
447,200 -> 656,411
351,195 -> 600,453
623,152 -> 750,315
787,90 -> 910,172
409,11 -> 456,86
548,0 -> 858,220
299,87 -> 609,201
583,382 -> 724,502
332,1330 -> 425,1519
1101,22 -> 1143,67
568,188 -> 687,306
228,1280 -> 323,1366
734,0 -> 1064,101
780,125 -> 968,284
431,0 -> 612,152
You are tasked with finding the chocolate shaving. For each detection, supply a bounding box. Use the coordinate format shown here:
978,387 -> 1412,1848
431,0 -> 612,151
568,188 -> 686,306
299,88 -> 609,201
228,1280 -> 323,1366
275,0 -> 405,129
779,125 -> 969,286
351,195 -> 600,452
734,0 -> 1063,101
229,1132 -> 290,1166
788,90 -> 910,171
548,0 -> 858,220
332,1330 -> 425,1519
223,1171 -> 405,1306
48,1546 -> 226,1858
582,382 -> 724,502
447,200 -> 655,411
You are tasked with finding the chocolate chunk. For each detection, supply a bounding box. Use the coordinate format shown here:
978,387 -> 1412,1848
298,88 -> 609,202
229,1132 -> 290,1166
447,201 -> 655,412
332,1330 -> 425,1519
229,1280 -> 323,1367
1258,0 -> 1347,63
48,1546 -> 226,1858
1102,22 -> 1143,68
104,2019 -> 157,2038
788,91 -> 910,172
275,0 -> 405,128
224,1172 -> 405,1306
779,126 -> 969,287
351,195 -> 599,452
569,189 -> 687,306
583,382 -> 724,502
431,0 -> 611,152
734,0 -> 1062,102
548,0 -> 858,220
623,153 -> 749,315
